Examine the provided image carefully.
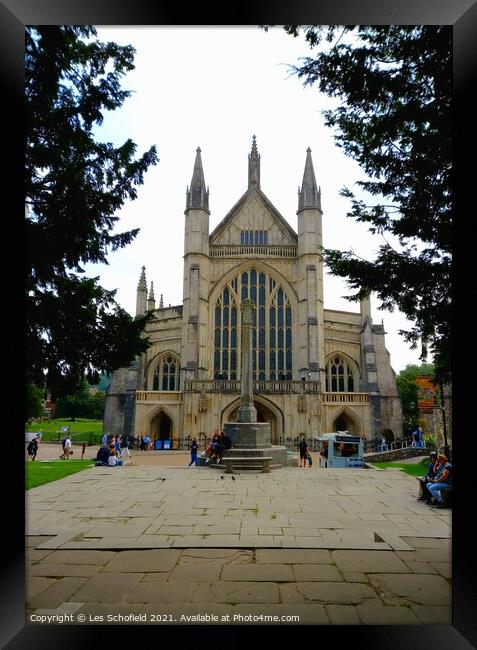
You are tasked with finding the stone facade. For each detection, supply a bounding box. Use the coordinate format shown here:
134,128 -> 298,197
104,139 -> 402,445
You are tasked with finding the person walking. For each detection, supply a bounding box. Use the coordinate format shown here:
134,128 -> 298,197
188,438 -> 199,466
27,436 -> 39,461
298,436 -> 308,468
59,435 -> 72,459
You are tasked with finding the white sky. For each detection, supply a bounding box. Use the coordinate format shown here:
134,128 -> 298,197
85,26 -> 427,374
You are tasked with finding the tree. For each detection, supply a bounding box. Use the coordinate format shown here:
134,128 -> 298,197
25,383 -> 45,422
396,362 -> 435,429
55,378 -> 92,421
26,26 -> 158,399
273,25 -> 451,381
89,390 -> 106,419
55,377 -> 105,420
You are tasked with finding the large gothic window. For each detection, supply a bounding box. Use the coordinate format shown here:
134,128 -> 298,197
214,268 -> 292,381
325,355 -> 356,392
151,355 -> 180,391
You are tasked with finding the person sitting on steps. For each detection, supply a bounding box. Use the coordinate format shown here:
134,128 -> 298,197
417,451 -> 438,501
426,454 -> 452,508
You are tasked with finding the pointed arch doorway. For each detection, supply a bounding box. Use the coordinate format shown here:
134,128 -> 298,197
223,398 -> 282,444
332,409 -> 359,435
151,411 -> 173,441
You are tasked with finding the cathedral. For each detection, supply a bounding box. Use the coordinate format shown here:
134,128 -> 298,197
103,138 -> 402,446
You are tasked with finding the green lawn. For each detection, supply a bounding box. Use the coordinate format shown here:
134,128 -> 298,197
372,458 -> 429,477
25,459 -> 95,490
25,419 -> 103,445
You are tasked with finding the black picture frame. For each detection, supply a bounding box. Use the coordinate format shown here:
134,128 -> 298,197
4,0 -> 475,647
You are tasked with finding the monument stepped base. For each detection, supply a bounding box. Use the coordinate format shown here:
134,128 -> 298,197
219,445 -> 287,470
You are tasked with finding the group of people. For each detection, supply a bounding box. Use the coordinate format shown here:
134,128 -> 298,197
417,451 -> 452,508
188,431 -> 233,467
96,433 -> 132,467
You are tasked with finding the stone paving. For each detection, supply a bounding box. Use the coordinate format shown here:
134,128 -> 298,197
25,463 -> 451,625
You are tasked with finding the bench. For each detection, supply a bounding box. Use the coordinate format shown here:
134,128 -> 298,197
223,456 -> 273,474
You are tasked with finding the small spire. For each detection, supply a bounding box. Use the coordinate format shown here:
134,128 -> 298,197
159,294 -> 164,309
136,266 -> 147,316
298,147 -> 321,212
147,282 -> 155,311
186,146 -> 209,210
138,266 -> 147,290
248,134 -> 260,189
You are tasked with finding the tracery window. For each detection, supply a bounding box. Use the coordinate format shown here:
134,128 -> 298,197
325,355 -> 356,392
214,268 -> 292,381
151,355 -> 180,391
240,230 -> 268,245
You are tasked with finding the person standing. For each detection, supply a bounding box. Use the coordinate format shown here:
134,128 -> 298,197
114,434 -> 121,455
120,434 -> 131,460
188,438 -> 199,466
101,432 -> 108,448
298,436 -> 308,468
415,426 -> 424,448
143,434 -> 150,451
222,431 -> 232,452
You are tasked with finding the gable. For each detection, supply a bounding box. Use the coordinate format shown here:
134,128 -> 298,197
210,189 -> 297,246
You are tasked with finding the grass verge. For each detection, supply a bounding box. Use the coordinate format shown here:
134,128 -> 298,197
26,459 -> 94,490
371,458 -> 429,477
25,419 -> 103,445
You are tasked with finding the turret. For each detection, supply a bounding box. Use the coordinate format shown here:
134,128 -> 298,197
298,147 -> 321,212
296,147 -> 325,386
184,147 -> 210,257
135,266 -> 147,316
182,147 -> 211,380
186,147 -> 209,211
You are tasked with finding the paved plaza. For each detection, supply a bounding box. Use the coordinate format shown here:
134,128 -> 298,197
25,450 -> 451,625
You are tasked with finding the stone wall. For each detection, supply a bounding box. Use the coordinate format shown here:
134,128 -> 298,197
365,447 -> 433,463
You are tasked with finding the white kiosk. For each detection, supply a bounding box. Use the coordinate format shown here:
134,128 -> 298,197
319,432 -> 365,468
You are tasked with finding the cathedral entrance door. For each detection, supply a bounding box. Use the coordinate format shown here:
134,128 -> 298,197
333,411 -> 358,435
151,411 -> 173,441
227,399 -> 279,443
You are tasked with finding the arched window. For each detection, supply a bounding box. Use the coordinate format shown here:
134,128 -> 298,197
214,268 -> 293,381
151,355 -> 180,391
325,355 -> 356,392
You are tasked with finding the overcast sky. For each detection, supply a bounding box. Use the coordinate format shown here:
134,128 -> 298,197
85,26 -> 426,373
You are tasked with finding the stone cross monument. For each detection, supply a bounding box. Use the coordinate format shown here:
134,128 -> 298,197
236,299 -> 257,423
220,300 -> 287,469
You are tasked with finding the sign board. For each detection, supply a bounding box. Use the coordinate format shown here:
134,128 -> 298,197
416,376 -> 436,413
335,435 -> 361,444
